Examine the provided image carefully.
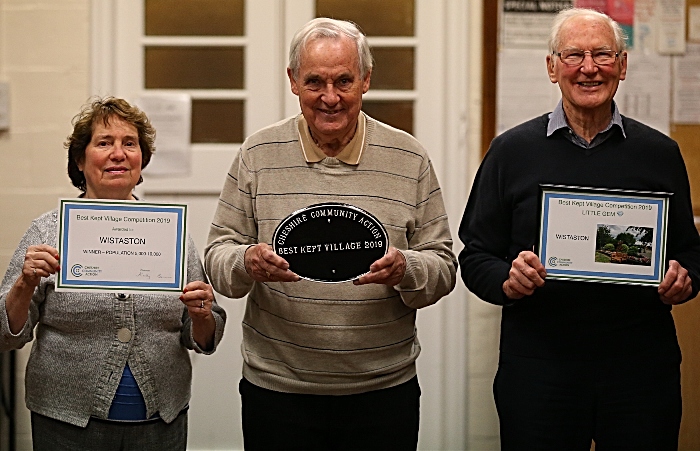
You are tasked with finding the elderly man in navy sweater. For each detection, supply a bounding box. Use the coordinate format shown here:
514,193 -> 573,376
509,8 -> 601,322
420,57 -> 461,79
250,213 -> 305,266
459,7 -> 700,451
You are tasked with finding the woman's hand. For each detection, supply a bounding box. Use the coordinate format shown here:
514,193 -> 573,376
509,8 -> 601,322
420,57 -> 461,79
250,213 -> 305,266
179,281 -> 214,318
6,245 -> 60,334
22,245 -> 60,287
179,281 -> 217,351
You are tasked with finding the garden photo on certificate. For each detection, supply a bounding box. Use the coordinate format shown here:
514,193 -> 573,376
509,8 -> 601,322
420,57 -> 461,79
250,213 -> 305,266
595,225 -> 653,266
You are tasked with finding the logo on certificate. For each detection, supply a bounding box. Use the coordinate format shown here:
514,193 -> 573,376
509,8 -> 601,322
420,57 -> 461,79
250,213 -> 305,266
71,264 -> 83,277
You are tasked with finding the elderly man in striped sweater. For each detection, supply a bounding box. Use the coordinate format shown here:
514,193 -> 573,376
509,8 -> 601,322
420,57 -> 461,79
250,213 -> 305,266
205,17 -> 456,451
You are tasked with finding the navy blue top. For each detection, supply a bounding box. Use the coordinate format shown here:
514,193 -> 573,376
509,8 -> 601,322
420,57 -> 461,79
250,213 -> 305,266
107,364 -> 153,421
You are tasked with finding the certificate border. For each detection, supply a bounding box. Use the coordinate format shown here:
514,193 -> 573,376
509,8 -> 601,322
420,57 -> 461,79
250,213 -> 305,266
57,199 -> 188,293
537,185 -> 670,286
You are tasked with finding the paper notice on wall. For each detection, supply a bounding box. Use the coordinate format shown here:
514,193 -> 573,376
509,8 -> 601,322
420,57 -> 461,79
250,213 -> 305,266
501,0 -> 574,48
496,48 -> 562,134
135,94 -> 192,176
634,0 -> 658,54
689,6 -> 700,43
672,44 -> 700,124
615,50 -> 671,135
657,0 -> 686,54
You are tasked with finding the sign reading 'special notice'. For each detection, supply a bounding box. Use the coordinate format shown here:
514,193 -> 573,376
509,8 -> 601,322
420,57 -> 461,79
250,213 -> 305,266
272,203 -> 389,283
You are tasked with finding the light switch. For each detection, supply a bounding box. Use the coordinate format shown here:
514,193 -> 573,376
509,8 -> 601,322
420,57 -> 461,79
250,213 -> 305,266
0,82 -> 9,130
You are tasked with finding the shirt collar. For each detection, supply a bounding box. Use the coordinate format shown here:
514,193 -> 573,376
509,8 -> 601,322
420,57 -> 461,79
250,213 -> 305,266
547,99 -> 626,139
297,113 -> 366,165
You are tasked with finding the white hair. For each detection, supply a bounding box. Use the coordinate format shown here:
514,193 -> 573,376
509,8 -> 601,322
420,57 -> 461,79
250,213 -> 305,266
548,8 -> 628,54
288,17 -> 374,80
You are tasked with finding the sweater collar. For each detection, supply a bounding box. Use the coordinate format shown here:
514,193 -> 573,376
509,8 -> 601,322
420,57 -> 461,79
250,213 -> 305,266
547,100 -> 626,148
297,113 -> 366,165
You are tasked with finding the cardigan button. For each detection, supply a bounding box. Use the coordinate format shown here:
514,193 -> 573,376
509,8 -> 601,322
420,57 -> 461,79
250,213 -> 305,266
116,293 -> 130,300
117,328 -> 132,343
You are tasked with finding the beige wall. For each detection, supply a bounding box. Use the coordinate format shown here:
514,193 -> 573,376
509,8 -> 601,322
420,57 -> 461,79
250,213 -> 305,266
0,0 -> 91,270
0,0 -> 91,448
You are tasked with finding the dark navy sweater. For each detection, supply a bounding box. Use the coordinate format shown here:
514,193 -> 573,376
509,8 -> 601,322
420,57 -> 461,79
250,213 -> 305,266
459,114 -> 700,360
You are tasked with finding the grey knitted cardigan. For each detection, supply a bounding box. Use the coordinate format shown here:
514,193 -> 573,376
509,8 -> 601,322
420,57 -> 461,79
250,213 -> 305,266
205,113 -> 457,396
0,209 -> 226,427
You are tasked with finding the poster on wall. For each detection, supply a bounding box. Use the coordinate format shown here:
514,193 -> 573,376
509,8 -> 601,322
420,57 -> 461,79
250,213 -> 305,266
688,6 -> 700,43
496,48 -> 561,134
615,51 -> 671,135
657,0 -> 686,54
135,94 -> 192,177
672,43 -> 700,124
634,0 -> 658,54
575,0 -> 635,48
501,0 -> 574,48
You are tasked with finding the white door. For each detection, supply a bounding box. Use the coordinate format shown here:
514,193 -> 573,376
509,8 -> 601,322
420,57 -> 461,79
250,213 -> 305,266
93,1 -> 471,449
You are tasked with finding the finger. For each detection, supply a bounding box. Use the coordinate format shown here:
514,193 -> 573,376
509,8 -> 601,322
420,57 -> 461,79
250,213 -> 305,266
28,244 -> 59,256
506,272 -> 536,295
180,295 -> 212,312
511,258 -> 546,288
180,289 -> 207,301
519,251 -> 547,279
659,261 -> 689,303
510,261 -> 544,289
660,272 -> 691,304
357,249 -> 403,285
28,245 -> 60,263
369,253 -> 393,273
259,250 -> 291,273
503,278 -> 530,299
661,284 -> 691,305
245,244 -> 296,282
183,280 -> 211,294
258,252 -> 298,281
356,264 -> 403,286
658,261 -> 679,293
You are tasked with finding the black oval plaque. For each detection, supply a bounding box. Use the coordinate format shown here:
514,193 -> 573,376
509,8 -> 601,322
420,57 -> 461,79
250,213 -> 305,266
272,203 -> 389,283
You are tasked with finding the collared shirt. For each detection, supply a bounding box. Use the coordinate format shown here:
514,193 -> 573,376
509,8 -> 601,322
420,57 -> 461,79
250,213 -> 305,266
297,113 -> 367,165
547,100 -> 626,149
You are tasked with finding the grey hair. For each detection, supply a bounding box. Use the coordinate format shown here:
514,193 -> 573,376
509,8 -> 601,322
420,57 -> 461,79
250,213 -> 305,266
548,8 -> 628,54
288,17 -> 374,80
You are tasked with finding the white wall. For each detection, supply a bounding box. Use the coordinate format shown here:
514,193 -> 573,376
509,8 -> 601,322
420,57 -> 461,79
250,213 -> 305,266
0,0 -> 91,449
0,1 -> 503,450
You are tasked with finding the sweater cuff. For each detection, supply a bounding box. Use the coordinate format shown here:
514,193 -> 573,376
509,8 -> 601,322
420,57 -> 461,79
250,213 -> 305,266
394,250 -> 425,292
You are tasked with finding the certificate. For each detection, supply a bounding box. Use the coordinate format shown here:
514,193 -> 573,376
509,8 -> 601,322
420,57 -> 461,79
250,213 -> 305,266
538,185 -> 670,286
57,199 -> 187,293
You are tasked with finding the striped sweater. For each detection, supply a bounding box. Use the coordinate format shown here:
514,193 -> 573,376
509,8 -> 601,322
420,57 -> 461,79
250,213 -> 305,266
205,113 -> 457,395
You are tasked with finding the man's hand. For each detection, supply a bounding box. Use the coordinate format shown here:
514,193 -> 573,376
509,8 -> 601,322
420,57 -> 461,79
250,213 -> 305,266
354,247 -> 406,286
502,250 -> 547,300
244,243 -> 300,282
658,260 -> 692,305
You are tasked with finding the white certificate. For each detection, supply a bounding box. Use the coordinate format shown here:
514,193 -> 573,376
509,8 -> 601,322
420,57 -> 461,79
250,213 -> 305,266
56,199 -> 187,293
538,185 -> 669,286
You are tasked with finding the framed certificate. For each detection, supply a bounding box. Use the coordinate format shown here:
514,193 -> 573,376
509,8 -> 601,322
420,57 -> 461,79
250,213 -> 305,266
538,185 -> 670,286
56,199 -> 188,293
